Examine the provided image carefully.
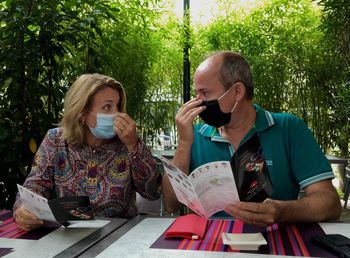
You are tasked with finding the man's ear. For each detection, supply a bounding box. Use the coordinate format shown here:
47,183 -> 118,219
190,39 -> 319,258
234,82 -> 246,101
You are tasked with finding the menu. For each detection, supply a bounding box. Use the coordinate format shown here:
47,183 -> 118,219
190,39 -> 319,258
159,156 -> 240,218
17,184 -> 99,227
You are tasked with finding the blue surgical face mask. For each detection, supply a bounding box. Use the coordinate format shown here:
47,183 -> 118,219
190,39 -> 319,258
88,112 -> 117,139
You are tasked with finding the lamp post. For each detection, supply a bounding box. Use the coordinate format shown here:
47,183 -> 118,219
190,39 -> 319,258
180,1 -> 191,216
183,0 -> 190,103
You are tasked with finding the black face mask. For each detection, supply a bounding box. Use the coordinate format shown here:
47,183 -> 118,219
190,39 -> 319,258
199,100 -> 231,127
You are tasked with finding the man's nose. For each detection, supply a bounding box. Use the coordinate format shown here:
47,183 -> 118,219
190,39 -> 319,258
196,93 -> 205,100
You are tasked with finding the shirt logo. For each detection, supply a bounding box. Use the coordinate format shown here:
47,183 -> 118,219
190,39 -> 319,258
266,160 -> 273,166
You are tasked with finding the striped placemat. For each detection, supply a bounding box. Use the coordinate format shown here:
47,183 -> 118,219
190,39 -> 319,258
0,210 -> 57,240
0,248 -> 14,257
150,218 -> 337,257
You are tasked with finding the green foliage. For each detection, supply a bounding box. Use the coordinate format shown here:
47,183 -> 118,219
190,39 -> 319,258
0,0 -> 78,208
140,16 -> 184,145
317,0 -> 350,157
0,0 -> 349,209
0,0 -> 163,209
192,0 -> 349,156
101,0 -> 175,145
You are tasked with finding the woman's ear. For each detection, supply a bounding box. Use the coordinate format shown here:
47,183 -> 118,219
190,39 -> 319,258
80,112 -> 86,124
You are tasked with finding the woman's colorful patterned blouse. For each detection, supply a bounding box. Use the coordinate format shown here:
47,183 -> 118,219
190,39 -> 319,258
14,128 -> 161,219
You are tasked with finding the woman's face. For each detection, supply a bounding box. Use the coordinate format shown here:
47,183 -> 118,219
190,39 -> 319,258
85,87 -> 120,128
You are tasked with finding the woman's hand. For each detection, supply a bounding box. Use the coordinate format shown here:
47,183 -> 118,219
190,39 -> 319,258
14,206 -> 44,231
114,113 -> 139,152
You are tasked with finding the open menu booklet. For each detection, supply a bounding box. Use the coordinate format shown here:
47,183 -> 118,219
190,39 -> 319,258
17,184 -> 109,228
158,156 -> 240,218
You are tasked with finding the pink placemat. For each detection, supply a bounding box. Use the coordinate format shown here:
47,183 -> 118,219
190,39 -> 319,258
0,210 -> 58,240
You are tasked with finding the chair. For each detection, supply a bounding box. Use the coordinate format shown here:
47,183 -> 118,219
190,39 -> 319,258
136,156 -> 165,216
136,193 -> 164,216
343,165 -> 350,209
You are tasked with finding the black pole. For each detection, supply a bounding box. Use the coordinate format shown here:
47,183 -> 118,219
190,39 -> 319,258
183,0 -> 190,104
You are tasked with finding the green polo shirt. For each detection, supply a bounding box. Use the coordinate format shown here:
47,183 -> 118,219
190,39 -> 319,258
190,104 -> 334,201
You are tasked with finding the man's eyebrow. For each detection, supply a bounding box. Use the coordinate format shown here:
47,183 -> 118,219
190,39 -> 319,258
195,88 -> 209,93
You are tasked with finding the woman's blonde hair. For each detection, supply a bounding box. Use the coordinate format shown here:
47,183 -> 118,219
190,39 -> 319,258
60,73 -> 127,145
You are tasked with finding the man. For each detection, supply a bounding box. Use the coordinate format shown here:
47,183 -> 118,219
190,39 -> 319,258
162,51 -> 341,226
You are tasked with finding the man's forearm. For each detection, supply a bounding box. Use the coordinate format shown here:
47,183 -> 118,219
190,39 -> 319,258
274,190 -> 341,223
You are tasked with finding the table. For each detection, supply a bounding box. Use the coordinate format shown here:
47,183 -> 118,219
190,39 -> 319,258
0,217 -> 127,258
78,216 -> 350,258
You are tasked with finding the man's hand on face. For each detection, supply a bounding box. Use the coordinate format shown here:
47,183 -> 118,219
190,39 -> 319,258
175,98 -> 206,146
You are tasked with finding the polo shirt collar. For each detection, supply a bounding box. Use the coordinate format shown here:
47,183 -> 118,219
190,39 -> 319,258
198,104 -> 275,141
253,104 -> 275,132
198,124 -> 228,143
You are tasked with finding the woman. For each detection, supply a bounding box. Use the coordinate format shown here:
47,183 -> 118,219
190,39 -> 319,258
14,73 -> 161,231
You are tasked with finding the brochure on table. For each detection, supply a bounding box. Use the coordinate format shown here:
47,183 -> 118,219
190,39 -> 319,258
159,156 -> 240,218
17,184 -> 108,228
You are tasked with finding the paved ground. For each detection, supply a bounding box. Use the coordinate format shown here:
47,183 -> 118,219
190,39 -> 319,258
331,163 -> 350,222
341,200 -> 350,222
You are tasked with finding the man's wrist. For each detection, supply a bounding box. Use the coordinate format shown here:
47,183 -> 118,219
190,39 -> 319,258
271,199 -> 290,223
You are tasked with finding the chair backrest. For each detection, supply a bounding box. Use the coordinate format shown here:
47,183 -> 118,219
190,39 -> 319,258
135,155 -> 165,216
136,193 -> 163,216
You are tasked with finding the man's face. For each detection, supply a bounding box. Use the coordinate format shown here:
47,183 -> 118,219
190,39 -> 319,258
193,57 -> 235,113
193,58 -> 225,101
